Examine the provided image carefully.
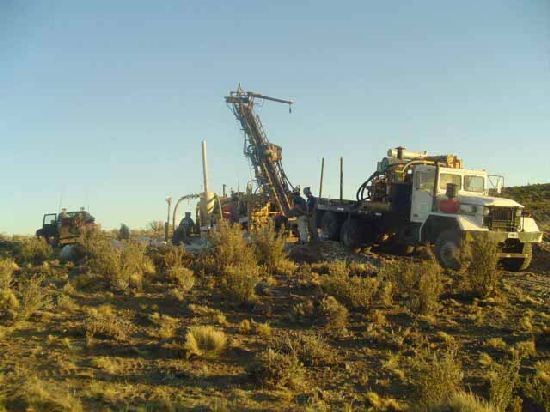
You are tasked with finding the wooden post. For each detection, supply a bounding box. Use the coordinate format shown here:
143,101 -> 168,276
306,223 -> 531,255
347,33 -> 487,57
318,157 -> 325,198
339,157 -> 344,201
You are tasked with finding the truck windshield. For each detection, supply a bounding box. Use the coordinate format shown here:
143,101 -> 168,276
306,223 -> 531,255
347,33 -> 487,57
439,173 -> 461,191
464,175 -> 484,193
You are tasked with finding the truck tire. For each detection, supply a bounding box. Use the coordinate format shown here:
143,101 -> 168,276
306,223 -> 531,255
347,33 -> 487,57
434,230 -> 461,270
320,212 -> 340,241
340,218 -> 362,251
501,243 -> 533,272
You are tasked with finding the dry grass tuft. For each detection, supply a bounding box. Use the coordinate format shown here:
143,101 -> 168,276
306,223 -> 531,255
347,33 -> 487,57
183,326 -> 227,358
429,390 -> 495,412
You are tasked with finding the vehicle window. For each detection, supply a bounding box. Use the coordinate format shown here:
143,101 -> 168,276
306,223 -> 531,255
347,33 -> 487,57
415,169 -> 435,192
464,175 -> 484,193
439,173 -> 461,190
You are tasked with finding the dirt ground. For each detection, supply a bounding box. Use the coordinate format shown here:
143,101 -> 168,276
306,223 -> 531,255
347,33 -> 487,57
0,240 -> 548,411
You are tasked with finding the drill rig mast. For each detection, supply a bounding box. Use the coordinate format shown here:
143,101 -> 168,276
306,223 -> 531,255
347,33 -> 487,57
225,86 -> 294,217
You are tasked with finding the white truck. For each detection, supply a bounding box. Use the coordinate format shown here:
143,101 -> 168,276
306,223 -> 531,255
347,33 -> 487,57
315,147 -> 543,271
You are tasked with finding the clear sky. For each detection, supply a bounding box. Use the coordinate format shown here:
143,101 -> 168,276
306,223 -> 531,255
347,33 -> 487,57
1,0 -> 549,234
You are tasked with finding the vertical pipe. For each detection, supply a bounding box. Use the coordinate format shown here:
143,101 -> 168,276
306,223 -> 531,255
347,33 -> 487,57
165,197 -> 172,242
318,157 -> 325,198
339,156 -> 344,201
201,140 -> 209,194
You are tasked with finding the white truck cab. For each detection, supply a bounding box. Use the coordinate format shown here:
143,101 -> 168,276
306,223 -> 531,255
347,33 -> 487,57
411,164 -> 542,270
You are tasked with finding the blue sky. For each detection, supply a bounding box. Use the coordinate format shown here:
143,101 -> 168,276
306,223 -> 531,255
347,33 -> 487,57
1,0 -> 549,234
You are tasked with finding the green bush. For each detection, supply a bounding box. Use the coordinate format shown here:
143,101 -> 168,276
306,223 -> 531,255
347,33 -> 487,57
220,264 -> 259,306
166,265 -> 195,292
209,221 -> 256,272
487,354 -> 520,412
411,348 -> 464,409
321,270 -> 391,311
251,222 -> 289,274
460,236 -> 500,297
84,235 -> 154,292
16,275 -> 52,321
380,258 -> 442,315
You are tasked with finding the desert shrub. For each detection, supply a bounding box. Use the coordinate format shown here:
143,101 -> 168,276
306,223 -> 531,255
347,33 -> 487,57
524,360 -> 550,411
85,305 -> 130,342
249,348 -> 306,389
321,270 -> 390,311
318,295 -> 348,334
251,222 -> 289,274
0,258 -> 16,290
149,313 -> 179,339
487,354 -> 520,412
5,373 -> 82,411
56,295 -> 79,313
238,319 -> 252,334
209,221 -> 256,272
410,348 -> 464,409
187,304 -> 228,326
183,326 -> 226,358
381,258 -> 442,315
16,275 -> 52,321
459,236 -> 500,297
290,298 -> 316,324
85,235 -> 154,292
220,264 -> 259,306
0,289 -> 19,320
148,245 -> 190,273
15,238 -> 52,265
166,266 -> 195,292
255,322 -> 271,338
429,391 -> 495,412
272,331 -> 335,366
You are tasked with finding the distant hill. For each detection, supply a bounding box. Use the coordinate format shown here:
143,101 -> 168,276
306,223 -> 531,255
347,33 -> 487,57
502,183 -> 549,235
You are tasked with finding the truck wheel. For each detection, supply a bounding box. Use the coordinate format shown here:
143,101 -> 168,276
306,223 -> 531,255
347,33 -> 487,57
340,218 -> 362,251
434,230 -> 461,270
320,212 -> 340,241
501,243 -> 533,272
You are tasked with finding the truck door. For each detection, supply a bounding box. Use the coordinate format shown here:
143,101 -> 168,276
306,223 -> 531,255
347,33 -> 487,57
410,166 -> 435,223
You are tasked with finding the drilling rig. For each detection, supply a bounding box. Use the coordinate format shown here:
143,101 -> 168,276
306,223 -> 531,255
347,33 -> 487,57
225,86 -> 295,228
